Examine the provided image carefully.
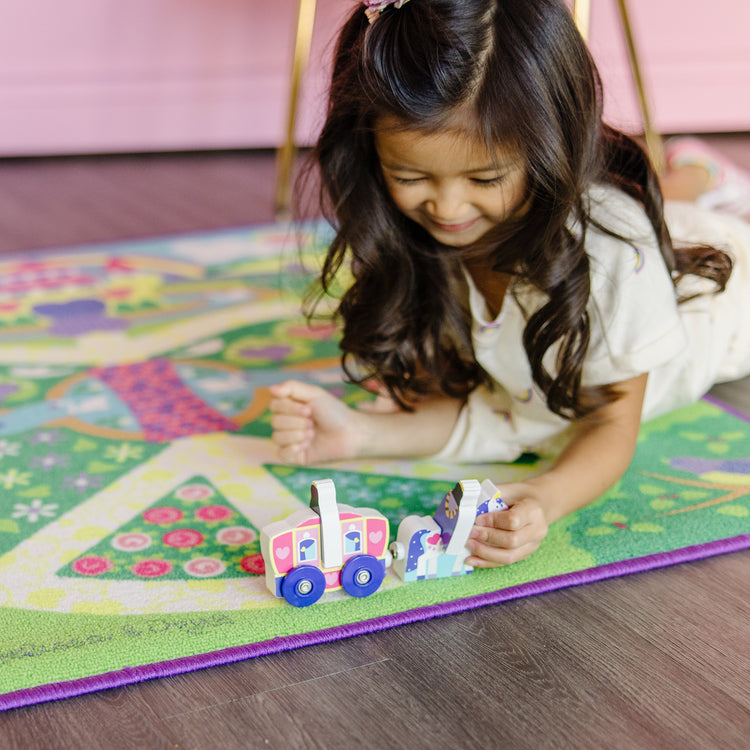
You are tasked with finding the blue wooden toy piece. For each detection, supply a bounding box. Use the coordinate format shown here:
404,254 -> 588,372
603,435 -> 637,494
390,479 -> 508,582
476,479 -> 509,516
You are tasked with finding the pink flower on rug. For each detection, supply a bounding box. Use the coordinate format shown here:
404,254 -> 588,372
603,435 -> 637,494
131,559 -> 173,578
143,506 -> 183,525
194,505 -> 234,523
217,526 -> 257,546
72,556 -> 114,576
183,557 -> 226,577
240,553 -> 265,575
175,484 -> 215,502
162,529 -> 204,548
111,532 -> 152,552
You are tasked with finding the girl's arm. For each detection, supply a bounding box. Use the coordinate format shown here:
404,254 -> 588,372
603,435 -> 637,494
270,374 -> 648,568
466,372 -> 649,566
269,380 -> 463,465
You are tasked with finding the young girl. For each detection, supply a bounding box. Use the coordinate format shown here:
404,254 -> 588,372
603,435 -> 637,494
269,0 -> 750,567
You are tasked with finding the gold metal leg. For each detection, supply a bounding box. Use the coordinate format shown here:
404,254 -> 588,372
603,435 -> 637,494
573,0 -> 592,41
274,0 -> 318,219
574,0 -> 665,175
615,0 -> 665,174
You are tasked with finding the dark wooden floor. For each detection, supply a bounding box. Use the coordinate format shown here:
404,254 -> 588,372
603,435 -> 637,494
0,142 -> 749,749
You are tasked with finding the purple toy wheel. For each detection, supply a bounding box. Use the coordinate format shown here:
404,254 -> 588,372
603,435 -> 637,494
340,555 -> 385,598
281,565 -> 327,607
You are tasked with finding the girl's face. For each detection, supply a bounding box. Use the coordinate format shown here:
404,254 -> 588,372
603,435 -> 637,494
375,118 -> 528,248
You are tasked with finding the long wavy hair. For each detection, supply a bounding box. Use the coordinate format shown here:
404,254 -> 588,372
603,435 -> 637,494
304,0 -> 732,418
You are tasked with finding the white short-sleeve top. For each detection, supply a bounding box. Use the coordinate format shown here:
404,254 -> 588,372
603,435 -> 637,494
436,183 -> 750,462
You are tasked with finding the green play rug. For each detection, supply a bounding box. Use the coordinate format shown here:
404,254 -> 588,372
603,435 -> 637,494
0,224 -> 748,710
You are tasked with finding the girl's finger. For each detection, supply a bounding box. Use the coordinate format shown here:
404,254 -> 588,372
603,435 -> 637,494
269,379 -> 326,404
269,413 -> 312,431
271,427 -> 312,448
468,524 -> 523,551
474,507 -> 525,532
269,397 -> 312,418
278,444 -> 307,464
466,538 -> 542,567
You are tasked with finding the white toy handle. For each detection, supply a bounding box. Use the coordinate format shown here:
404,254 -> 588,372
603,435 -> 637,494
310,479 -> 343,569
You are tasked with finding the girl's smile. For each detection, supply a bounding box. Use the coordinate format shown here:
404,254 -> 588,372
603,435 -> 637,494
375,117 -> 528,247
430,217 -> 480,233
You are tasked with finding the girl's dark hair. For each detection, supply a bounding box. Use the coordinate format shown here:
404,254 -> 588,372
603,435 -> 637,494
305,0 -> 733,418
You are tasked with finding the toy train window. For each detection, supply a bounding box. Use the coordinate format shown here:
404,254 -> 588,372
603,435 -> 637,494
298,537 -> 318,562
344,530 -> 362,554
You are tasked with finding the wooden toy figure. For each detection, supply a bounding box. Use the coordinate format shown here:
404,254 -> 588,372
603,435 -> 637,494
390,479 -> 507,582
260,479 -> 391,607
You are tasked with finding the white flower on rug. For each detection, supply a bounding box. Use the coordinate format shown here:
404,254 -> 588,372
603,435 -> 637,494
12,499 -> 59,523
104,442 -> 144,464
0,439 -> 21,460
0,469 -> 31,489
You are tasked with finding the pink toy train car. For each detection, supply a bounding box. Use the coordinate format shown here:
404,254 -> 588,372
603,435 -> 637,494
260,479 -> 391,607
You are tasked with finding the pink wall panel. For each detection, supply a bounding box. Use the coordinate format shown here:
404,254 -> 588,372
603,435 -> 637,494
0,0 -> 748,156
588,0 -> 750,134
0,0 -> 349,155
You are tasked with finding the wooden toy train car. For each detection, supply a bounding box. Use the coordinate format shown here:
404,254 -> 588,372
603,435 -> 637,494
260,478 -> 507,606
389,479 -> 507,582
260,479 -> 391,607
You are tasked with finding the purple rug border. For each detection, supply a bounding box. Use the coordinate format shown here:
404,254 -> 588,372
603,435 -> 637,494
3,532 -> 749,713
703,393 -> 750,423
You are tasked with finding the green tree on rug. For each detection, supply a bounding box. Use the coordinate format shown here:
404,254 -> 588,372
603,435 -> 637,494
59,476 -> 264,581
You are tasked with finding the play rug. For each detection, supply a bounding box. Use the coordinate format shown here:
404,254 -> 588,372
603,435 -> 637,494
1,224 -> 749,711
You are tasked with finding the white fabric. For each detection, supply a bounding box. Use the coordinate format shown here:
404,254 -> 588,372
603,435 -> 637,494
436,184 -> 750,463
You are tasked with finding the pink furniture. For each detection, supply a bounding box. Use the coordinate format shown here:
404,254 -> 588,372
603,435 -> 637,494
0,0 -> 748,156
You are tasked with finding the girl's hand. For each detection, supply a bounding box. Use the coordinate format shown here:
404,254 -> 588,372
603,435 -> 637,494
269,380 -> 366,464
465,482 -> 549,567
270,380 -> 463,464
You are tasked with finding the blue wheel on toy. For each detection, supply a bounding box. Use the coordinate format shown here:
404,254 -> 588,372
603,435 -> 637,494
341,555 -> 385,598
281,565 -> 327,607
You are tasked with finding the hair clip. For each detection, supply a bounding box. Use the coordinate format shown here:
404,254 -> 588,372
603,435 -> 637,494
364,0 -> 410,24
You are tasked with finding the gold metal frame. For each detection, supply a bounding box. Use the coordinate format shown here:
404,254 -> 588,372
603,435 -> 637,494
274,0 -> 317,218
573,0 -> 592,40
574,0 -> 665,173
